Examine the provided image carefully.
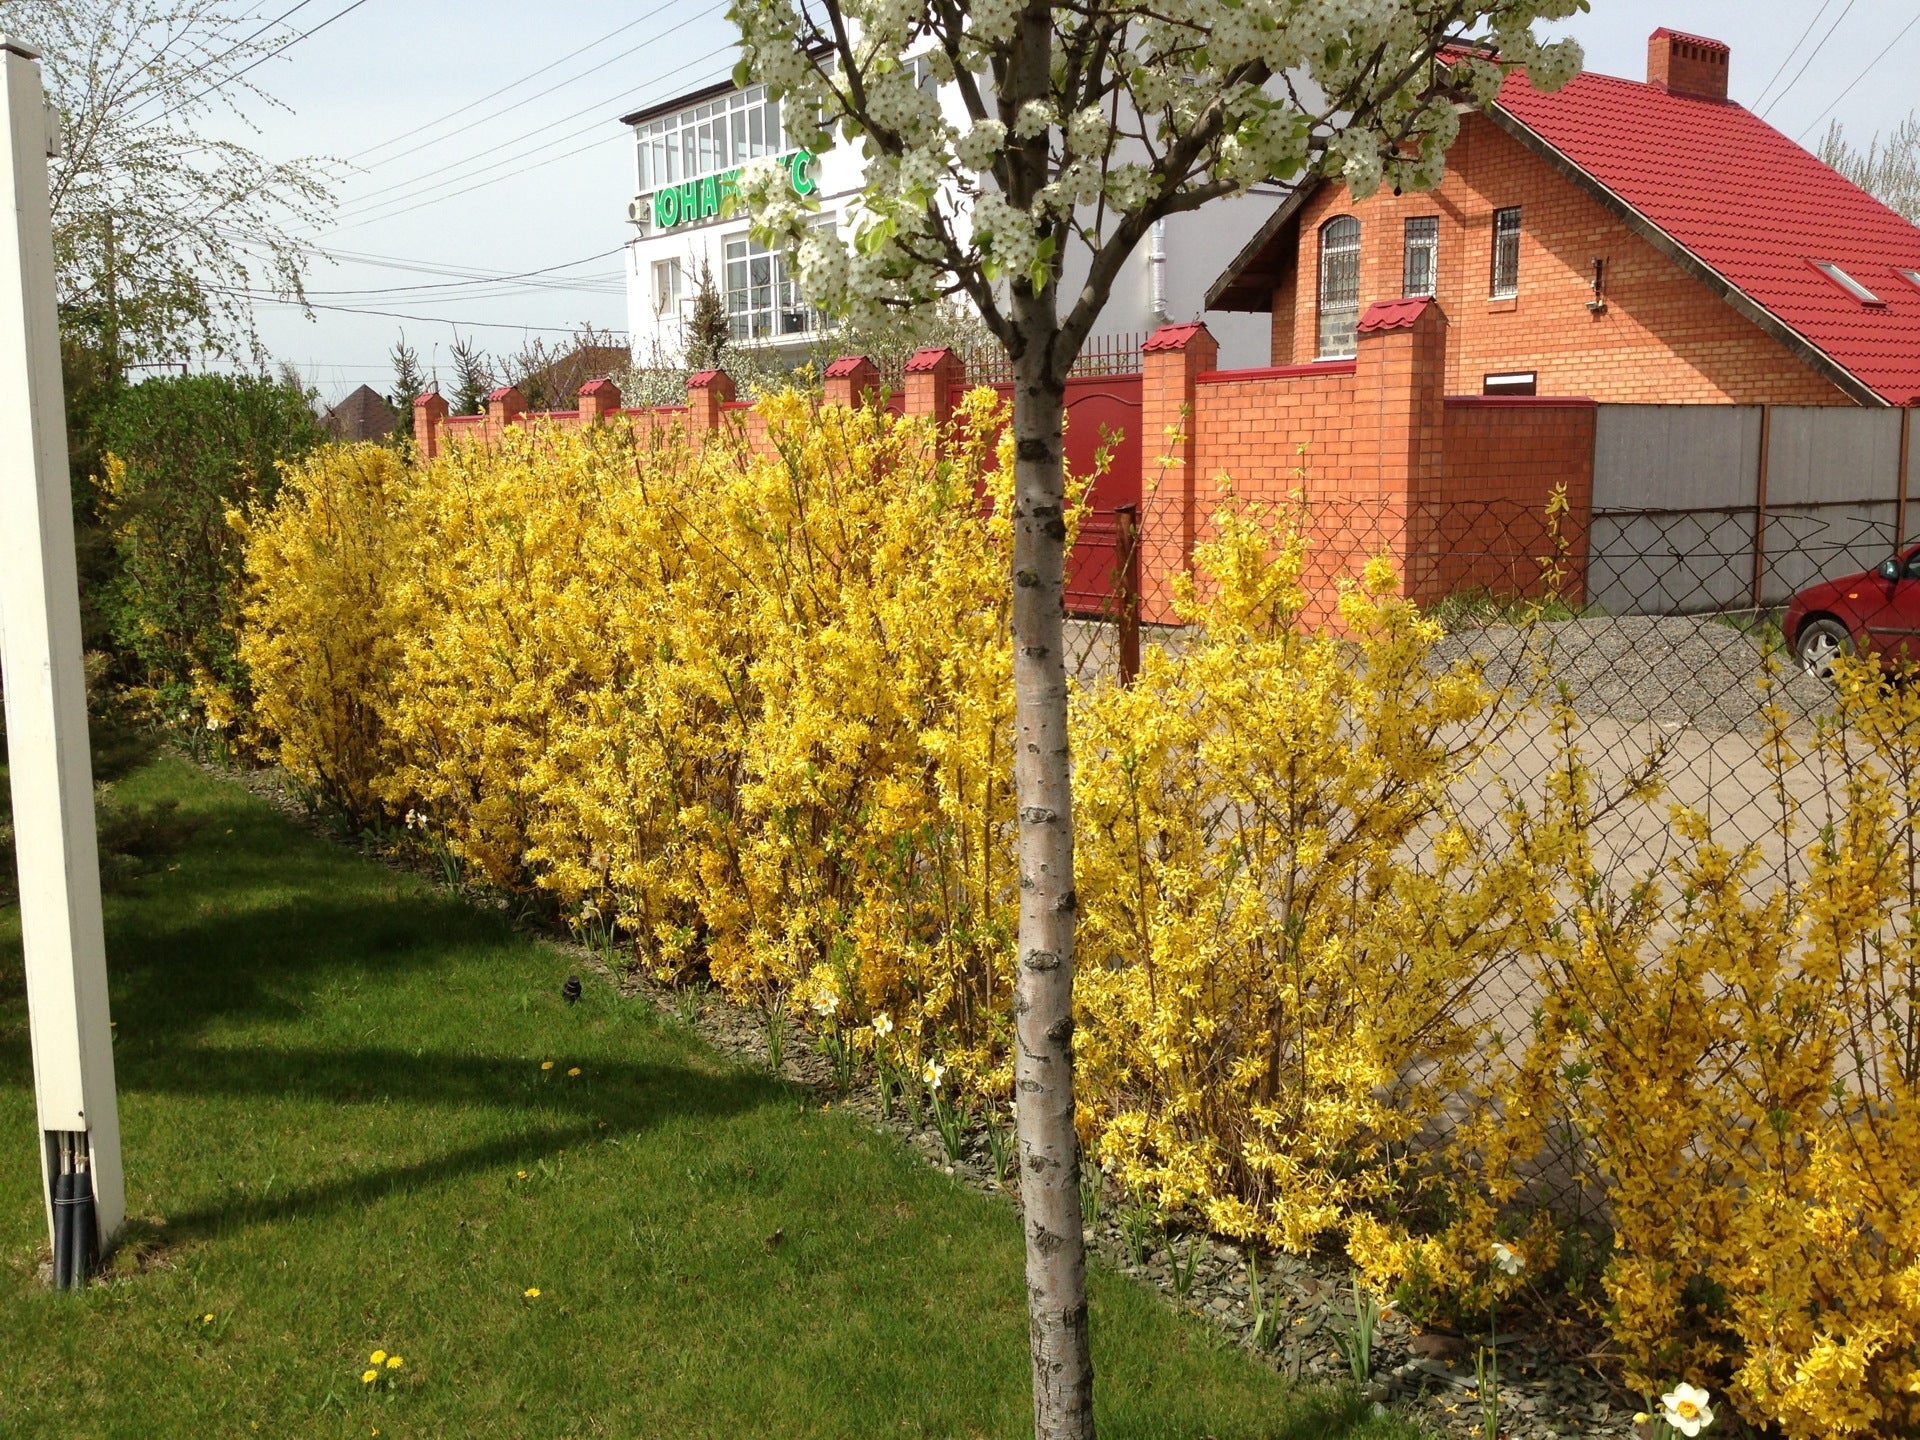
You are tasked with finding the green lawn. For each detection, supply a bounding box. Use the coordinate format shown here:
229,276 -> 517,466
0,754 -> 1421,1439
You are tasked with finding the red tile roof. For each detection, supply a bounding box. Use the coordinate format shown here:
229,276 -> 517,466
1496,67 -> 1920,404
1358,296 -> 1435,333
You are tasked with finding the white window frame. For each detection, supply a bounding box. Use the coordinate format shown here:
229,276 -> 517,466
651,258 -> 684,319
1813,261 -> 1885,307
1316,216 -> 1361,360
723,232 -> 821,343
635,85 -> 784,196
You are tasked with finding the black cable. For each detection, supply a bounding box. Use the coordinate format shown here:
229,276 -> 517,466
329,55 -> 733,231
144,0 -> 376,127
1751,0 -> 1833,111
126,0 -> 325,122
1759,0 -> 1857,119
1796,12 -> 1920,142
226,291 -> 629,335
349,0 -> 695,175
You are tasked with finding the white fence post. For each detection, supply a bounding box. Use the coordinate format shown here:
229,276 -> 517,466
0,35 -> 125,1279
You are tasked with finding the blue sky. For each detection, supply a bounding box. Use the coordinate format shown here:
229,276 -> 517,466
185,0 -> 1920,403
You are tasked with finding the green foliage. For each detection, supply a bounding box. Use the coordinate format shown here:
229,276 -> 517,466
388,337 -> 425,456
447,334 -> 494,416
93,373 -> 323,723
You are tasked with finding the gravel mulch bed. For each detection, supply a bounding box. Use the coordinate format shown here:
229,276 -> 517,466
1435,615 -> 1834,733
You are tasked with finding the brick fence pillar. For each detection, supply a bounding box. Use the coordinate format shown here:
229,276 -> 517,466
577,376 -> 622,424
1352,298 -> 1448,599
904,347 -> 964,432
412,390 -> 449,460
823,355 -> 877,408
1139,321 -> 1218,624
484,385 -> 527,444
688,368 -> 735,437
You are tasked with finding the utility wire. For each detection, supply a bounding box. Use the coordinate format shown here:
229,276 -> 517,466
348,0 -> 696,173
329,51 -> 734,231
222,291 -> 627,335
1751,0 -> 1833,111
127,0 -> 324,122
331,22 -> 724,222
287,246 -> 626,297
1796,12 -> 1920,142
146,0 -> 376,127
1759,0 -> 1856,119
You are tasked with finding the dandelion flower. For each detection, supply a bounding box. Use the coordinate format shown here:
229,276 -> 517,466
1660,1383 -> 1713,1437
202,1313 -> 214,1325
541,1060 -> 555,1071
516,1169 -> 529,1179
568,1067 -> 581,1077
361,1368 -> 378,1385
872,1012 -> 893,1038
524,1286 -> 541,1299
386,1355 -> 404,1369
1491,1241 -> 1523,1276
923,1059 -> 945,1090
370,1350 -> 386,1365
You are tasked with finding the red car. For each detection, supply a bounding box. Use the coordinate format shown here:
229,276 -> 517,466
1785,542 -> 1920,677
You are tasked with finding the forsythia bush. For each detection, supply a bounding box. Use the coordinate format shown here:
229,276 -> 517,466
1073,504 -> 1568,1254
237,394 -> 1920,1438
1498,667 -> 1920,1438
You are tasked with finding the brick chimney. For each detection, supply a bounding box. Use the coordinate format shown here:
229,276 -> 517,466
1648,28 -> 1729,101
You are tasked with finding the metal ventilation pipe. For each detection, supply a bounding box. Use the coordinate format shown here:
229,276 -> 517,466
1149,219 -> 1168,323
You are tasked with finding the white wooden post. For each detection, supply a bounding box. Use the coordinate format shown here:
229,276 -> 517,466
0,35 -> 125,1277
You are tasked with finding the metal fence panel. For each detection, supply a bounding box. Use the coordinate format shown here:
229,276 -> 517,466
1592,404 -> 1761,512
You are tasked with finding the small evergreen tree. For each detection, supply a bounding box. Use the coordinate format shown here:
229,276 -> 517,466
448,333 -> 495,415
684,259 -> 730,371
389,335 -> 426,446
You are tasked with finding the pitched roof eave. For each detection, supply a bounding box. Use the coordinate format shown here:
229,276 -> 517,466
1483,103 -> 1887,408
1205,179 -> 1324,311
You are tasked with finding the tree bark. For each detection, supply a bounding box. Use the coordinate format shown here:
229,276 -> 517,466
1008,308 -> 1094,1440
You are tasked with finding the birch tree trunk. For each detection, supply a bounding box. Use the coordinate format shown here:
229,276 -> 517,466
1008,305 -> 1094,1439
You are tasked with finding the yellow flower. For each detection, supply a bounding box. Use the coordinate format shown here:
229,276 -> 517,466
369,1350 -> 386,1365
386,1355 -> 404,1369
202,1313 -> 214,1325
361,1369 -> 378,1385
540,1060 -> 554,1071
567,1067 -> 581,1077
524,1287 -> 541,1298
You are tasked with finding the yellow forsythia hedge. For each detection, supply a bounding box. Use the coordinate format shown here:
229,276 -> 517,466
236,395 -> 1920,1438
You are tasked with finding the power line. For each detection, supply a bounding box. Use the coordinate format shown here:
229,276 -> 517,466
327,52 -> 734,231
289,246 -> 626,298
1759,0 -> 1857,119
330,23 -> 725,223
224,291 -> 628,335
348,0 -> 696,174
1797,12 -> 1920,141
127,0 -> 325,122
146,0 -> 376,127
1751,0 -> 1834,111
221,230 -> 629,293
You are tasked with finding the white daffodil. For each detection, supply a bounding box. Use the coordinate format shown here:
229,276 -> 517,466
1491,1241 -> 1524,1276
872,1012 -> 894,1038
812,990 -> 839,1019
923,1059 -> 945,1090
1660,1383 -> 1713,1437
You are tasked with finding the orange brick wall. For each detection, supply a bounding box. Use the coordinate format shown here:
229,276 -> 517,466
1272,112 -> 1849,406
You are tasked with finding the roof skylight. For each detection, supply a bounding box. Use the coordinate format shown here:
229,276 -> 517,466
1813,261 -> 1886,307
1896,268 -> 1920,294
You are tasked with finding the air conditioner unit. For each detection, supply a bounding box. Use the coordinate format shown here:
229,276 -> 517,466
627,195 -> 651,231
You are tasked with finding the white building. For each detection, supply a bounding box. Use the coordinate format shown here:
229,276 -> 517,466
619,74 -> 1274,368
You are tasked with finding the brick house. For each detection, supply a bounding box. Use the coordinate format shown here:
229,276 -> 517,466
1207,29 -> 1920,409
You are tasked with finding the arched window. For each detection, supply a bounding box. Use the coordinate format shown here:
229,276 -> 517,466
1317,216 -> 1361,359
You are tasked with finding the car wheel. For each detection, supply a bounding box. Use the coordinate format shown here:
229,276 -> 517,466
1795,616 -> 1851,679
